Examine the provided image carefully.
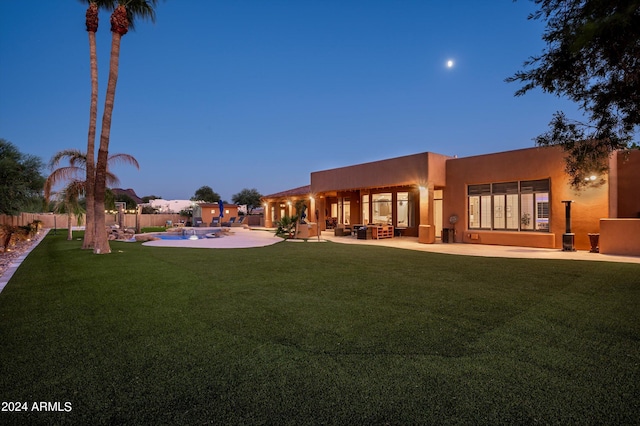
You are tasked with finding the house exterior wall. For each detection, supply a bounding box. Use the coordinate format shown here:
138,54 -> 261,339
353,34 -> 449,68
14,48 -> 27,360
443,146 -> 609,250
311,152 -> 448,237
311,152 -> 449,193
614,150 -> 640,218
262,146 -> 638,253
262,196 -> 312,228
198,203 -> 239,226
600,219 -> 640,255
148,199 -> 193,214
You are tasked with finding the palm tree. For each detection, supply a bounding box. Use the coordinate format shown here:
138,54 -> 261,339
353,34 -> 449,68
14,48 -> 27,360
51,180 -> 86,241
81,0 -> 116,250
44,149 -> 139,240
93,0 -> 159,255
45,149 -> 139,198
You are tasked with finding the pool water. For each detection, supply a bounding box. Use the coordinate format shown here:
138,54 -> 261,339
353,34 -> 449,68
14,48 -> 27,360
156,234 -> 205,240
154,230 -> 208,240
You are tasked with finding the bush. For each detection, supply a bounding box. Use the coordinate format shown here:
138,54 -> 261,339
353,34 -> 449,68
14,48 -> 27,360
275,215 -> 298,238
0,224 -> 34,252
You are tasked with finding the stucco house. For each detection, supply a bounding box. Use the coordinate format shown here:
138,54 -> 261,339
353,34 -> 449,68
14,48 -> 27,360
262,146 -> 640,255
147,199 -> 195,214
194,202 -> 240,226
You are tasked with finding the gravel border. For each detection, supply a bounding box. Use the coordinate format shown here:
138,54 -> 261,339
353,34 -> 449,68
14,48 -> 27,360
0,229 -> 49,294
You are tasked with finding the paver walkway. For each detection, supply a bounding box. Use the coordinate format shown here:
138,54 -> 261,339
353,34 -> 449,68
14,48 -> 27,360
321,231 -> 640,264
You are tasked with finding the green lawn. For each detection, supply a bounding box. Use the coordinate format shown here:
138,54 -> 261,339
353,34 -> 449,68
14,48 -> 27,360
1,232 -> 639,425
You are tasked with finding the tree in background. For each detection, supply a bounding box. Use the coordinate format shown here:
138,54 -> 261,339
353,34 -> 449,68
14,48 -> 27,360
113,192 -> 138,209
191,186 -> 221,203
93,0 -> 159,255
104,188 -> 117,212
507,0 -> 639,188
141,195 -> 161,203
0,139 -> 45,215
140,195 -> 161,213
232,188 -> 263,214
141,205 -> 158,214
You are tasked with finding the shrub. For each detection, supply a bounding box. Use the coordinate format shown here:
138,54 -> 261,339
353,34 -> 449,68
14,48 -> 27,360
275,215 -> 298,238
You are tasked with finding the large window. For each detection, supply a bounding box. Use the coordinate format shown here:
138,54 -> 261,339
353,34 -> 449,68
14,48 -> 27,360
342,197 -> 351,224
468,179 -> 550,232
521,180 -> 550,231
468,184 -> 491,229
372,193 -> 392,224
491,182 -> 519,230
362,195 -> 369,225
396,192 -> 414,228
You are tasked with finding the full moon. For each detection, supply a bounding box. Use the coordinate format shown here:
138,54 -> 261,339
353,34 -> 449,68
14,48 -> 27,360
446,59 -> 454,68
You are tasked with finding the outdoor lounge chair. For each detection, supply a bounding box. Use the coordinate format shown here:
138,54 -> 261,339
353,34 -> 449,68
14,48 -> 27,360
221,217 -> 236,227
193,217 -> 204,227
210,218 -> 220,227
231,216 -> 246,227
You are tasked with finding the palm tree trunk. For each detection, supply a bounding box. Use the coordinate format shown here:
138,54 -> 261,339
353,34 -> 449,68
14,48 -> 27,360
67,211 -> 73,241
83,7 -> 99,250
93,30 -> 123,255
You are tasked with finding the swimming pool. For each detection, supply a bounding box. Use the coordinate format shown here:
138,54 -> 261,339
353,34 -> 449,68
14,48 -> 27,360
153,229 -> 221,240
156,234 -> 204,240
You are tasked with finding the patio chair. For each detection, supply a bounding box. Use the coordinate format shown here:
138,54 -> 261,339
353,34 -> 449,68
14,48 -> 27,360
231,216 -> 246,227
334,224 -> 352,236
221,217 -> 236,227
193,217 -> 204,227
210,218 -> 220,227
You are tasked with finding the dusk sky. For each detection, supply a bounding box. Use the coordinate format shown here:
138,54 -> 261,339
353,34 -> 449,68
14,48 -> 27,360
0,0 -> 582,202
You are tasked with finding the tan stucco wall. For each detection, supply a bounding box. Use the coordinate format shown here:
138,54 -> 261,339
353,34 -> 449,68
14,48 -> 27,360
444,146 -> 609,250
615,150 -> 640,218
600,219 -> 640,256
198,203 -> 239,225
311,152 -> 449,193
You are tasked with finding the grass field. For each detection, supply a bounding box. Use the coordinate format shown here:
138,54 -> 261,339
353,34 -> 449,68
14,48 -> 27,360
1,232 -> 639,424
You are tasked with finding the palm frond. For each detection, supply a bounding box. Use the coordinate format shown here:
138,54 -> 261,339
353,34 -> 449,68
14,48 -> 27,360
48,149 -> 86,170
105,171 -> 121,187
78,0 -> 118,7
120,0 -> 160,30
108,153 -> 140,170
63,180 -> 87,201
45,148 -> 138,202
51,179 -> 86,217
44,166 -> 84,201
